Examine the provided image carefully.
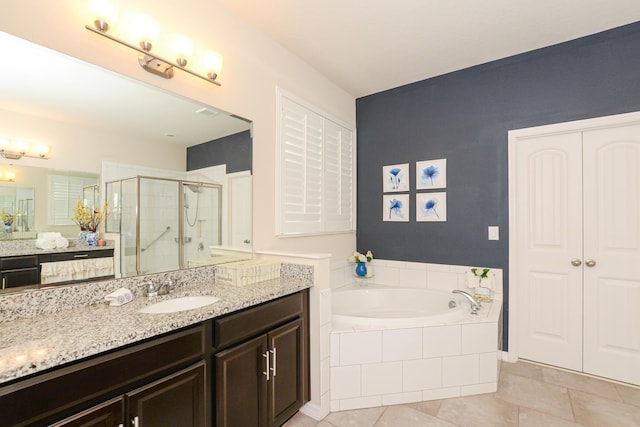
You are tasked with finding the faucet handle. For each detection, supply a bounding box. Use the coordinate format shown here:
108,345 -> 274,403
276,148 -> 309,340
146,281 -> 159,298
163,279 -> 175,294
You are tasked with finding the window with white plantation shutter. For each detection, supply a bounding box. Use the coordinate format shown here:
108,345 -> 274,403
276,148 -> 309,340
324,119 -> 353,232
277,91 -> 355,236
48,175 -> 97,226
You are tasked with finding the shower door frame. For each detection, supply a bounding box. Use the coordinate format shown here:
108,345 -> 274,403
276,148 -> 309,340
180,180 -> 223,270
106,175 -> 223,276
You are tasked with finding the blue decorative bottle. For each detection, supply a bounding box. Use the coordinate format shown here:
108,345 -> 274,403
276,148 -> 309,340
355,262 -> 367,277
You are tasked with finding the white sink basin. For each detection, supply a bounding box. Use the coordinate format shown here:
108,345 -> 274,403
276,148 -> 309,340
138,296 -> 220,314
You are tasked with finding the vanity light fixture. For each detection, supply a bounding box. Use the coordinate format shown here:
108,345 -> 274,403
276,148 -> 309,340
0,171 -> 16,182
85,1 -> 222,86
0,139 -> 50,160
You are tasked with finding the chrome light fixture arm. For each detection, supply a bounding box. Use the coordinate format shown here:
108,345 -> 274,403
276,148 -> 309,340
84,25 -> 221,86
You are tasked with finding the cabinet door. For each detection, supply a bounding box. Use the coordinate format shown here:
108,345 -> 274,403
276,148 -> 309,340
268,318 -> 304,427
128,362 -> 206,427
215,335 -> 268,427
49,397 -> 124,427
2,267 -> 40,288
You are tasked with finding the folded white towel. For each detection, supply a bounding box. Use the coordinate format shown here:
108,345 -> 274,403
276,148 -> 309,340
37,232 -> 62,240
35,238 -> 55,251
104,288 -> 133,306
54,236 -> 69,249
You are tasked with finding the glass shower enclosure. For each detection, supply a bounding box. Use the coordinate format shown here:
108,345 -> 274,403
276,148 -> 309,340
106,176 -> 221,277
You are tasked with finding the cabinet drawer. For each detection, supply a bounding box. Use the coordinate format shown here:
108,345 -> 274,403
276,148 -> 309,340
0,325 -> 205,427
2,267 -> 39,288
0,255 -> 38,270
44,249 -> 114,262
213,292 -> 304,350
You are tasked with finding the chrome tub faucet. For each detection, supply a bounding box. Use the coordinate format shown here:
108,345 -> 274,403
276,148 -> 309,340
452,289 -> 480,314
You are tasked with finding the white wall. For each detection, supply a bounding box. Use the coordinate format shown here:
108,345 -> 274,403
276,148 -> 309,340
0,0 -> 356,261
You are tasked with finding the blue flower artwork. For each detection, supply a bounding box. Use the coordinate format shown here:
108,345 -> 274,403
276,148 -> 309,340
416,159 -> 446,189
416,192 -> 447,222
422,166 -> 439,186
424,198 -> 439,218
383,163 -> 409,192
383,194 -> 409,222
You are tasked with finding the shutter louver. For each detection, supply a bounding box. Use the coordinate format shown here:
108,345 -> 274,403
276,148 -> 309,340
278,92 -> 355,235
48,175 -> 96,226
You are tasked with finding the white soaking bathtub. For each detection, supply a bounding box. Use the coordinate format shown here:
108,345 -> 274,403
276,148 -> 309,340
332,284 -> 476,328
330,284 -> 502,411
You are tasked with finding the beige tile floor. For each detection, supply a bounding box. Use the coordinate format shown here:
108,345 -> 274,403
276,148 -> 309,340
284,360 -> 640,427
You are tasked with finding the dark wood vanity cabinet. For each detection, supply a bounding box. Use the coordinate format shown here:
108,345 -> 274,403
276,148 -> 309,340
0,288 -> 309,427
213,290 -> 309,427
50,362 -> 206,427
0,249 -> 115,290
0,255 -> 39,289
0,325 -> 206,427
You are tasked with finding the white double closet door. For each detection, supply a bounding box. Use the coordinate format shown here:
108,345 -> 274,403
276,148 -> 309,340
512,114 -> 640,386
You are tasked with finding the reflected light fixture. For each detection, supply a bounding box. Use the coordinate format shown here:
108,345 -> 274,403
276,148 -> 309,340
0,138 -> 50,160
0,171 -> 16,182
85,0 -> 222,86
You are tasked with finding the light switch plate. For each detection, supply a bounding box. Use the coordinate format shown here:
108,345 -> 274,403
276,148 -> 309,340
488,226 -> 499,240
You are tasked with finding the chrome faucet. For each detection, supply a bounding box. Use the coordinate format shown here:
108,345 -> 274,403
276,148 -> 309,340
452,290 -> 480,314
146,279 -> 175,298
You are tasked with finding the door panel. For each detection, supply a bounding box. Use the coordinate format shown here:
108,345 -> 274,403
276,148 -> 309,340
516,132 -> 584,370
268,319 -> 303,427
128,362 -> 205,427
583,126 -> 640,385
215,335 -> 267,427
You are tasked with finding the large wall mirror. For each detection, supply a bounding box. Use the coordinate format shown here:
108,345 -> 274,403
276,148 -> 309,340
0,30 -> 252,289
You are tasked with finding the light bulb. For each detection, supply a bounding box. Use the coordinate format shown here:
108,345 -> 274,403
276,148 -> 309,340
5,171 -> 15,181
0,138 -> 9,150
12,140 -> 30,154
88,0 -> 117,31
203,51 -> 223,80
173,35 -> 193,67
33,144 -> 50,158
132,14 -> 159,51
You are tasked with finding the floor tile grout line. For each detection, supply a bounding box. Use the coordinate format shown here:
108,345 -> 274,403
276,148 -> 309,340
566,385 -> 578,424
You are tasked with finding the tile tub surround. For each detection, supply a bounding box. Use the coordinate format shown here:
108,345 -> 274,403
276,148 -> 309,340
330,302 -> 501,411
328,259 -> 502,412
0,262 -> 313,383
331,259 -> 503,299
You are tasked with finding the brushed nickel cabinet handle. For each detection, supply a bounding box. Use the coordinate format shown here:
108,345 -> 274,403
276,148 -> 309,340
570,259 -> 582,267
270,347 -> 277,378
585,259 -> 597,267
263,350 -> 270,381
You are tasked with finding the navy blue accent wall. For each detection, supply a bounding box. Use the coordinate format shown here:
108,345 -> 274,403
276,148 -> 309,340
356,21 -> 640,349
186,130 -> 252,173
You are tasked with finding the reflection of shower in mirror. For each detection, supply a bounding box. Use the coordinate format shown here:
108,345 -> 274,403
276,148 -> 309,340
184,184 -> 201,227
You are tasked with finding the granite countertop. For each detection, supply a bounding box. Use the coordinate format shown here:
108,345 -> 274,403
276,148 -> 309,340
0,241 -> 114,257
0,277 -> 312,384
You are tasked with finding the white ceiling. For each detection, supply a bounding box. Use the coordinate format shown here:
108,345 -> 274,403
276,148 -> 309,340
218,0 -> 640,97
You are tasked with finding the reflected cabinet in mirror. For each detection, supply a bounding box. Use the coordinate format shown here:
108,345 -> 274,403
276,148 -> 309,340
0,30 -> 252,292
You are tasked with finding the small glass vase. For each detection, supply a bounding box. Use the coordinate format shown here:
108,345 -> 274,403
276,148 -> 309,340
355,262 -> 367,277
